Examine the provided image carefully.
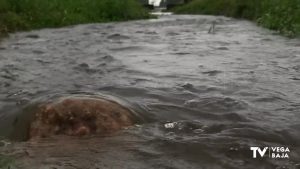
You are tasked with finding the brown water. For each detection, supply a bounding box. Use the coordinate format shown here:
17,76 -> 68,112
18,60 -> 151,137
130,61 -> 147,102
0,15 -> 299,169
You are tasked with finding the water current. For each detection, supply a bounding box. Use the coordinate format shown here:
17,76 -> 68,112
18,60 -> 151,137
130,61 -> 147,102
0,15 -> 299,169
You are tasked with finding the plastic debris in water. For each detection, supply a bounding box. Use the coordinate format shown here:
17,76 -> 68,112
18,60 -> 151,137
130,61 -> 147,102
164,122 -> 177,129
208,20 -> 216,34
193,129 -> 205,134
0,140 -> 11,147
134,124 -> 142,128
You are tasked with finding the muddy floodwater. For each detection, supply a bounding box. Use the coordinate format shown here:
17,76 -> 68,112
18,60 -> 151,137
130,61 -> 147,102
0,15 -> 300,169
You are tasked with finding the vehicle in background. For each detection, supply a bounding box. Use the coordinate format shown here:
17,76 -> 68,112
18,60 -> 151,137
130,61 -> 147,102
139,0 -> 154,9
139,0 -> 192,10
160,0 -> 192,9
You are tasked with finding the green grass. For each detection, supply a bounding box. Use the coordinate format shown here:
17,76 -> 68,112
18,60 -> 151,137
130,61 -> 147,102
172,0 -> 300,37
0,0 -> 151,37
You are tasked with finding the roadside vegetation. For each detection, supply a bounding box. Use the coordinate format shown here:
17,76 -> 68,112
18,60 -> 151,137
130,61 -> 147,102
172,0 -> 300,37
0,0 -> 150,37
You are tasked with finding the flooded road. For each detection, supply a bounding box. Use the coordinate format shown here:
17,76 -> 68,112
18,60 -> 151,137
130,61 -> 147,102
0,15 -> 300,169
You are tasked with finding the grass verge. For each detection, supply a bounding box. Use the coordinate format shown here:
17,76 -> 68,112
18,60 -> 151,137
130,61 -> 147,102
172,0 -> 300,37
0,0 -> 151,37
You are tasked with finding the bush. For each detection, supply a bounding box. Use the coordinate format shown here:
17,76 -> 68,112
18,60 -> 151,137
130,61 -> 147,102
0,0 -> 150,37
258,0 -> 300,36
173,0 -> 300,37
172,0 -> 268,21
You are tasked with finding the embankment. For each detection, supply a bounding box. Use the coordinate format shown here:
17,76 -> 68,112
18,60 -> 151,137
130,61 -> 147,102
0,0 -> 151,37
172,0 -> 300,37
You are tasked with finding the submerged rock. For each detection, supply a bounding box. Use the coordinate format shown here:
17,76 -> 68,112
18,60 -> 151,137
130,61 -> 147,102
29,96 -> 137,139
